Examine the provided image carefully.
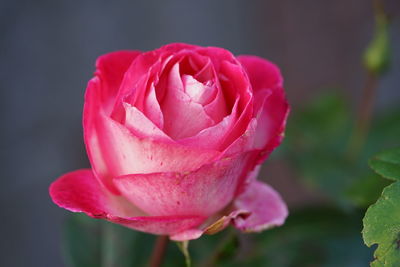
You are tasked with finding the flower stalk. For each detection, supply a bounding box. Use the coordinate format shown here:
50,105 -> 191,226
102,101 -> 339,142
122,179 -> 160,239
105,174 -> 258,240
149,236 -> 169,267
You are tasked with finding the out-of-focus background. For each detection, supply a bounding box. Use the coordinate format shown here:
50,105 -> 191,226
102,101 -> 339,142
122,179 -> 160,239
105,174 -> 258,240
1,0 -> 399,266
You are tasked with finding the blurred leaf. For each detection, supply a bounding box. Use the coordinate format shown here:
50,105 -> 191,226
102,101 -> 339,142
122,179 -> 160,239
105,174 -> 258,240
247,207 -> 372,266
346,173 -> 391,207
369,148 -> 400,181
284,91 -> 400,209
284,93 -> 354,207
63,214 -> 155,267
194,230 -> 240,267
287,92 -> 350,147
213,233 -> 239,264
363,181 -> 400,266
64,214 -> 242,267
63,214 -> 102,267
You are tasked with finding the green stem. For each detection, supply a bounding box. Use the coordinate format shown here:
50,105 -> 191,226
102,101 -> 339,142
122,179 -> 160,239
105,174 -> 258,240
347,0 -> 389,159
176,241 -> 191,267
347,72 -> 378,159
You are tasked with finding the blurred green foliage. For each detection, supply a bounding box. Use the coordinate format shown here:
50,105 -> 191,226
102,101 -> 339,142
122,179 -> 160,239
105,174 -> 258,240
283,93 -> 399,208
64,207 -> 373,267
248,207 -> 372,267
63,214 -> 155,267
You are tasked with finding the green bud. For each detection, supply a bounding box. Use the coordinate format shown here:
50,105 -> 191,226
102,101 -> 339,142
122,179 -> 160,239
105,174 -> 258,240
363,13 -> 391,75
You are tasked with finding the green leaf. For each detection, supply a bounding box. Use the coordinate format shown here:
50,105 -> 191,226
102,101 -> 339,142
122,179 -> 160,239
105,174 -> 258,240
369,148 -> 400,181
363,181 -> 400,266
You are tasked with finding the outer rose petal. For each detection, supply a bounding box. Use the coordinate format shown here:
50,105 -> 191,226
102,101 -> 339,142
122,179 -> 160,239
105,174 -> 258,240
169,179 -> 287,240
95,50 -> 141,112
113,154 -> 250,217
233,180 -> 288,232
237,55 -> 290,162
49,169 -> 206,236
49,169 -> 144,218
237,55 -> 283,90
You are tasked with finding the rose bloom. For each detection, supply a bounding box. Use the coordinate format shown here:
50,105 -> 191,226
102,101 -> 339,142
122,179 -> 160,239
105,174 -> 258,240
50,43 -> 289,241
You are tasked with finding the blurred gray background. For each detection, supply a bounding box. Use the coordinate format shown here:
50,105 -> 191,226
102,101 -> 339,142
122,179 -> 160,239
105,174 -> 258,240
1,0 -> 399,266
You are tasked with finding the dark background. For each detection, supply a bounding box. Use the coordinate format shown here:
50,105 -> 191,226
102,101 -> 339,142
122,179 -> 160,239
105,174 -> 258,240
1,0 -> 399,266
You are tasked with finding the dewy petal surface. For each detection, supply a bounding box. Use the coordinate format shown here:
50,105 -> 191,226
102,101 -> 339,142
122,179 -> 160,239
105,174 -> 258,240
49,169 -> 206,236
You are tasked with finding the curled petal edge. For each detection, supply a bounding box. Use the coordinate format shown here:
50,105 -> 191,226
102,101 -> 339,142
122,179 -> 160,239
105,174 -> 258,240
49,169 -> 206,236
170,180 -> 288,241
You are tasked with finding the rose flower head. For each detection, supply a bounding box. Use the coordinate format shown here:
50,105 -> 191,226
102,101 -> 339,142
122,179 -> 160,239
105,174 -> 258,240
50,43 -> 290,241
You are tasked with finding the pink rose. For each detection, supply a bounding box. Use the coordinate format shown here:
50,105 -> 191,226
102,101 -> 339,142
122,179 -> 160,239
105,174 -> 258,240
50,43 -> 289,241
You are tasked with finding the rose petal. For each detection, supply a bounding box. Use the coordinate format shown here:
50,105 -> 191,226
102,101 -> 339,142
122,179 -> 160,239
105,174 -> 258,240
170,229 -> 204,241
182,75 -> 216,105
169,179 -> 287,240
194,58 -> 214,83
203,78 -> 229,123
217,61 -> 254,150
161,63 -> 215,139
49,169 -> 206,236
170,177 -> 287,239
111,215 -> 206,236
143,83 -> 164,129
110,51 -> 163,122
123,102 -> 171,141
237,55 -> 283,90
49,169 -> 143,218
233,180 -> 288,232
237,55 -> 290,163
195,46 -> 237,72
94,50 -> 141,112
254,87 -> 289,162
178,97 -> 239,150
169,210 -> 250,241
113,154 -> 249,217
84,78 -> 220,193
